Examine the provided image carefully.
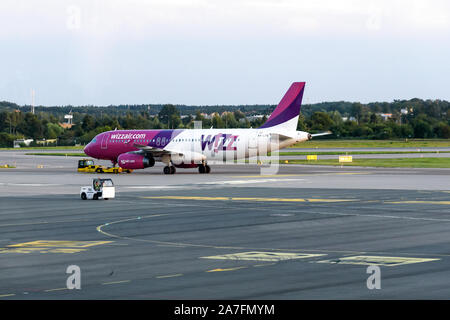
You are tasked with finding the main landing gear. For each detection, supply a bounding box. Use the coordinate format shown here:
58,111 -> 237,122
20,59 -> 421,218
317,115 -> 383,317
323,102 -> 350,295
162,163 -> 211,174
163,165 -> 176,174
198,164 -> 211,174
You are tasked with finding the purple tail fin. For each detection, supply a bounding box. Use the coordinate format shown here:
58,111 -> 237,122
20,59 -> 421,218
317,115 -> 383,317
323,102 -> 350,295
259,82 -> 305,130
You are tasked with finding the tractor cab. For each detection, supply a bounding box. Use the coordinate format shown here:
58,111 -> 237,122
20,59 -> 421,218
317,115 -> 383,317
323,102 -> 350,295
78,159 -> 95,169
80,178 -> 115,200
93,178 -> 114,191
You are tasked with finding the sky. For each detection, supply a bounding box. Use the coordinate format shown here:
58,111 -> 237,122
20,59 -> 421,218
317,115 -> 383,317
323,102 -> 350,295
0,0 -> 449,106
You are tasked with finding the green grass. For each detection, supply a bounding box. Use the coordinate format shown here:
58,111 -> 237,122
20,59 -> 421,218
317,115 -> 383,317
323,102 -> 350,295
0,146 -> 84,151
23,152 -> 450,168
281,157 -> 450,168
26,152 -> 86,157
0,164 -> 16,168
278,151 -> 450,156
289,139 -> 450,149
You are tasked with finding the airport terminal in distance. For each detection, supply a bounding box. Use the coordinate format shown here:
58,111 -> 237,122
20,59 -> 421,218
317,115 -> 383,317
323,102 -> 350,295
1,82 -> 450,300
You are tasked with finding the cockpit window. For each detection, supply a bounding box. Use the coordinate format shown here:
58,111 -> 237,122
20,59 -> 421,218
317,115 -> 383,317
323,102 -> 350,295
91,137 -> 97,143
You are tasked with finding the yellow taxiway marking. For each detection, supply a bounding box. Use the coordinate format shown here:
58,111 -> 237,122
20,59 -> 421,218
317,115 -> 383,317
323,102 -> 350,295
0,240 -> 113,254
144,196 -> 355,203
44,287 -> 68,292
147,196 -> 230,201
305,198 -> 355,203
316,255 -> 440,267
102,280 -> 131,285
0,294 -> 15,298
201,251 -> 326,262
234,197 -> 307,202
7,240 -> 113,248
232,172 -> 371,178
207,267 -> 247,272
156,274 -> 183,279
0,247 -> 88,254
387,201 -> 450,205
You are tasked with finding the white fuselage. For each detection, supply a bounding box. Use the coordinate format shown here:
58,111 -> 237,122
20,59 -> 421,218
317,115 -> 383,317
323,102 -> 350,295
162,128 -> 310,163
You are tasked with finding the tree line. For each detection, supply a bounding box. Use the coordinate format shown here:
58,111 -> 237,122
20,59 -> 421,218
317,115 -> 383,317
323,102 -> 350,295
0,98 -> 449,147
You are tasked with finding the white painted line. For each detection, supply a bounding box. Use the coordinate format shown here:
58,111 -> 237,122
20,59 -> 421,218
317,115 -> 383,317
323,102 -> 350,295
6,183 -> 63,187
44,287 -> 68,292
201,178 -> 305,185
156,273 -> 183,279
102,280 -> 131,285
125,186 -> 183,189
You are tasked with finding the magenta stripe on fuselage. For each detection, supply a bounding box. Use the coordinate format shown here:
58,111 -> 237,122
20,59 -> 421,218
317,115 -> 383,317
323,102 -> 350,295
85,129 -> 183,161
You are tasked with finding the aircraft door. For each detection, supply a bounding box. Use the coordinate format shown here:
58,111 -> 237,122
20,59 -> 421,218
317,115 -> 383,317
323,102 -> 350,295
249,133 -> 257,149
101,133 -> 109,150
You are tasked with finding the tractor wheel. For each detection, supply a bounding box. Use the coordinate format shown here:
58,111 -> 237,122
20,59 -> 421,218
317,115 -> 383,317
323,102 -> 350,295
81,193 -> 87,200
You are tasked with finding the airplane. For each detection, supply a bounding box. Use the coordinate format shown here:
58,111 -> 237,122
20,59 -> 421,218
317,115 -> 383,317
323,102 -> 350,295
83,82 -> 330,174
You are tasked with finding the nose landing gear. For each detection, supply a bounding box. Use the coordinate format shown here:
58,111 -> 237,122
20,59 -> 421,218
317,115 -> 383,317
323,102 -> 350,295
198,164 -> 211,174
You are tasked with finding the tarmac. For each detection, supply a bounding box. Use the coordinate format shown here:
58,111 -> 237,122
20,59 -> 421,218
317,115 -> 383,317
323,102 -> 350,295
1,149 -> 450,299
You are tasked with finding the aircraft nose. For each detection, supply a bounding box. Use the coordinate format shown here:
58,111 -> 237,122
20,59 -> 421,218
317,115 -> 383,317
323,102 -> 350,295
84,144 -> 92,156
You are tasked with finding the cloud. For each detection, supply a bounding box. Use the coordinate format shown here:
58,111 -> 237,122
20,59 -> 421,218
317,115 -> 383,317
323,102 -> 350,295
0,0 -> 449,39
1,0 -> 449,105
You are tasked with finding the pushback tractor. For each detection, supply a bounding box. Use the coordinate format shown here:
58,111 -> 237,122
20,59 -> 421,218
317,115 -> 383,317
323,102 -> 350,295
80,178 -> 115,200
77,159 -> 132,174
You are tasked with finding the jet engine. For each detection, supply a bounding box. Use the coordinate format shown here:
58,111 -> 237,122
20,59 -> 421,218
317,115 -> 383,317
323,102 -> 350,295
117,153 -> 155,169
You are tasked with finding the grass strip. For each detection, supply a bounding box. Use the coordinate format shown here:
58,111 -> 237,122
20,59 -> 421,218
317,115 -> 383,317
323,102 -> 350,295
280,157 -> 450,168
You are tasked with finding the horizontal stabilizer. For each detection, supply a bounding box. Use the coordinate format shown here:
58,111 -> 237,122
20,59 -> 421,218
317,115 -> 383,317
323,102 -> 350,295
311,131 -> 332,138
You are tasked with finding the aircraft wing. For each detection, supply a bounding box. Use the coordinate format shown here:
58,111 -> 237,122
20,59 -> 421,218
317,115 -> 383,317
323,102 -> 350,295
132,143 -> 184,157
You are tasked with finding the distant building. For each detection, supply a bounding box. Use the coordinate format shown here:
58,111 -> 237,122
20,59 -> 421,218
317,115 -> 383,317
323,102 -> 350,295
377,113 -> 393,121
247,115 -> 265,121
59,111 -> 75,129
13,139 -> 33,148
201,113 -> 213,119
64,113 -> 73,125
36,139 -> 57,146
59,122 -> 74,129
